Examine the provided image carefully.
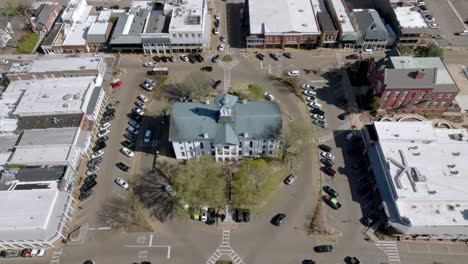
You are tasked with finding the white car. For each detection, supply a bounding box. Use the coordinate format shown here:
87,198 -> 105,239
86,165 -> 100,175
165,185 -> 177,196
91,149 -> 104,159
121,147 -> 135,157
115,178 -> 129,190
180,55 -> 189,62
345,132 -> 355,141
220,36 -> 226,42
433,34 -> 445,39
31,249 -> 45,257
284,174 -> 297,185
321,151 -> 335,160
287,70 -> 300,76
306,96 -> 316,102
200,206 -> 208,221
312,114 -> 325,121
313,119 -> 326,128
135,100 -> 146,109
429,23 -> 439,29
138,94 -> 148,103
304,90 -> 316,96
308,101 -> 322,108
141,82 -> 154,91
215,14 -> 220,20
127,126 -> 139,135
133,108 -> 144,116
302,84 -> 315,90
264,92 -> 275,101
100,122 -> 111,131
143,62 -> 155,67
218,44 -> 225,51
98,128 -> 110,138
0,59 -> 8,64
214,27 -> 220,35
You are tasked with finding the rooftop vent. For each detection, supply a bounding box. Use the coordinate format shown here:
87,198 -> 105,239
412,152 -> 420,156
302,24 -> 308,27
450,170 -> 459,175
63,103 -> 69,108
202,133 -> 208,139
80,65 -> 85,69
447,164 -> 456,168
73,93 -> 81,99
298,9 -> 304,12
42,94 -> 50,98
243,132 -> 248,138
452,152 -> 461,156
63,94 -> 73,100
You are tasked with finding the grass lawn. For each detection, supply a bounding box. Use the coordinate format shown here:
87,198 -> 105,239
247,84 -> 265,100
17,33 -> 40,54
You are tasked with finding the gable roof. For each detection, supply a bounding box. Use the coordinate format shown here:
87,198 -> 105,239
353,9 -> 389,41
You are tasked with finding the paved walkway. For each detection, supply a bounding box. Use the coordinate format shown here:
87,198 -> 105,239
206,229 -> 245,264
376,240 -> 401,264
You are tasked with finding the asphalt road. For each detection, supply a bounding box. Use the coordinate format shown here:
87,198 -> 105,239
426,0 -> 468,47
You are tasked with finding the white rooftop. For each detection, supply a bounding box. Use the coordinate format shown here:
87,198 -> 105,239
248,0 -> 320,35
63,11 -> 96,46
394,7 -> 428,29
167,0 -> 206,33
6,76 -> 96,116
375,121 -> 468,227
329,0 -> 356,33
88,22 -> 110,35
97,10 -> 112,22
8,56 -> 105,74
310,0 -> 326,14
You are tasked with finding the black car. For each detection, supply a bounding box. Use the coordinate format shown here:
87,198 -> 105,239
321,167 -> 336,177
272,213 -> 286,226
214,20 -> 220,27
93,142 -> 106,151
346,54 -> 359,59
201,66 -> 213,72
130,113 -> 142,122
344,256 -> 360,264
319,144 -> 332,152
84,174 -> 97,184
303,260 -> 316,264
235,208 -> 244,222
125,133 -> 137,142
78,189 -> 93,201
153,56 -> 161,62
195,54 -> 204,62
338,112 -> 350,120
160,56 -> 168,62
96,136 -> 108,144
213,80 -> 222,89
255,53 -> 265,60
310,108 -> 325,115
211,55 -> 220,63
314,245 -> 334,253
188,56 -> 196,64
116,162 -> 129,172
80,180 -> 97,193
322,185 -> 339,197
242,209 -> 251,223
206,208 -> 216,225
320,158 -> 334,167
100,114 -> 115,123
104,108 -> 115,116
168,56 -> 175,62
122,140 -> 136,150
88,157 -> 102,167
269,53 -> 280,60
283,52 -> 293,59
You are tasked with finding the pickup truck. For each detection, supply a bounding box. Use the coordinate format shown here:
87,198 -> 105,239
323,195 -> 342,209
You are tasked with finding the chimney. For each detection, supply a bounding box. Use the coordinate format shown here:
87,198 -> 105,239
414,70 -> 425,79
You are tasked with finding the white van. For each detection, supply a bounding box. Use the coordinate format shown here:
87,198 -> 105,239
287,70 -> 300,76
144,130 -> 152,143
457,30 -> 468,36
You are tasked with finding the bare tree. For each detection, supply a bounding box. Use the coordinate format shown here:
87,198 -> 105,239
98,195 -> 140,229
278,119 -> 311,168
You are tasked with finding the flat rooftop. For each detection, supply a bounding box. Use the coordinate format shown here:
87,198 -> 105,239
329,0 -> 356,33
446,64 -> 468,112
248,0 -> 320,35
6,77 -> 97,116
167,0 -> 206,33
394,7 -> 428,29
16,114 -> 83,130
390,56 -> 455,85
8,56 -> 105,74
63,11 -> 96,46
374,121 -> 468,227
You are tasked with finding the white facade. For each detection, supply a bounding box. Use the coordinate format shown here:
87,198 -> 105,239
0,21 -> 13,48
172,138 -> 281,161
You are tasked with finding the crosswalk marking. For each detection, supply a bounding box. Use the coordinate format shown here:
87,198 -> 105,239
206,229 -> 245,264
50,250 -> 62,264
376,240 -> 401,263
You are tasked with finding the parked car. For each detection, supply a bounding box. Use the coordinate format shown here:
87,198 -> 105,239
88,157 -> 103,168
218,44 -> 225,51
168,56 -> 175,62
272,213 -> 286,226
321,152 -> 335,160
93,142 -> 106,152
284,174 -> 297,185
323,185 -> 339,197
321,167 -> 336,177
303,260 -> 316,264
306,96 -> 316,102
264,92 -> 275,101
84,174 -> 97,184
323,195 -> 341,209
78,189 -> 93,201
207,208 -> 217,225
313,245 -> 335,253
429,23 -> 439,29
100,122 -> 111,131
80,179 -> 97,192
121,147 -> 135,157
287,70 -> 300,76
164,185 -> 177,196
242,209 -> 251,223
200,207 -> 208,222
319,144 -> 332,152
98,128 -> 110,138
116,162 -> 129,172
303,90 -> 316,96
195,54 -> 204,62
201,66 -> 213,72
96,136 -> 108,144
138,94 -> 148,102
100,113 -> 115,123
235,208 -> 244,222
128,119 -> 141,129
211,55 -> 220,63
115,178 -> 129,190
135,100 -> 145,109
161,56 -> 168,63
127,126 -> 139,135
132,107 -> 144,116
125,133 -> 137,142
143,62 -> 155,67
213,80 -> 222,89
111,80 -> 123,89
312,114 -> 325,121
433,34 -> 445,39
344,256 -> 361,264
130,113 -> 142,122
141,82 -> 154,91
320,158 -> 334,167
106,100 -> 120,110
86,165 -> 100,175
313,119 -> 327,128
283,52 -> 293,59
91,149 -> 104,159
144,130 -> 152,143
310,108 -> 325,115
345,54 -> 359,59
122,140 -> 136,150
270,53 -> 281,60
255,53 -> 265,60
308,102 -> 322,109
302,84 -> 315,90
220,36 -> 226,42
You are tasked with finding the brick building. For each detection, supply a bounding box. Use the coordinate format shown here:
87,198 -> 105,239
246,0 -> 321,49
28,3 -> 62,33
368,56 -> 459,114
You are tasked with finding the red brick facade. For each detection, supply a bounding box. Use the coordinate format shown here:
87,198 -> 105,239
262,33 -> 319,48
367,59 -> 458,114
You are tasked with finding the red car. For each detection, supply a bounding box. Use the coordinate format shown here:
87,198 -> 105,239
111,80 -> 123,89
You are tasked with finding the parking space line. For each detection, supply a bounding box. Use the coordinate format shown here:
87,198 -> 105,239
446,244 -> 451,254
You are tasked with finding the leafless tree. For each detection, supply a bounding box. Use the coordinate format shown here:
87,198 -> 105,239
98,195 -> 139,229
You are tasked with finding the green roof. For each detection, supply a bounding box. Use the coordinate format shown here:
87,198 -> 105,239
169,94 -> 282,144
